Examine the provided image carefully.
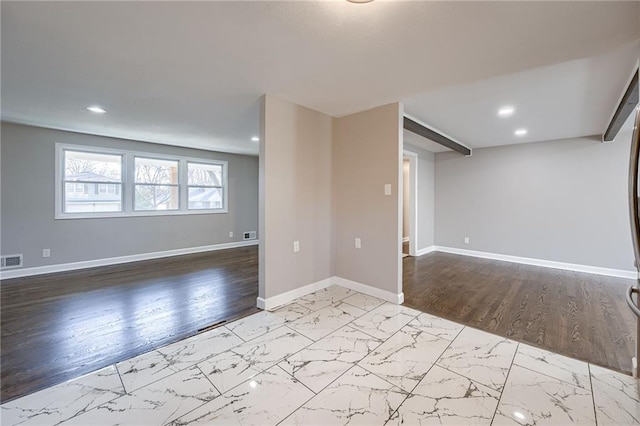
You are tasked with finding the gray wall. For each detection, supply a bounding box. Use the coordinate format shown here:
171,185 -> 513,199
333,102 -> 402,295
434,133 -> 634,271
404,145 -> 435,250
1,122 -> 259,268
259,95 -> 333,299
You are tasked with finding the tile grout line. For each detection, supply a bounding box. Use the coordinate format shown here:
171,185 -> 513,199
271,363 -> 323,425
489,342 -> 520,425
588,364 -> 599,426
193,324 -> 319,399
196,364 -> 222,396
162,365 -> 225,425
432,327 -> 519,394
114,363 -> 128,395
383,324 -> 468,423
111,326 -> 251,397
273,300 -> 420,424
513,361 -> 590,391
224,325 -> 247,343
354,317 -> 462,423
205,291 -> 373,424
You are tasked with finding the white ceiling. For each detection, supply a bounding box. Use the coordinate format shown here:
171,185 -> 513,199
2,1 -> 639,155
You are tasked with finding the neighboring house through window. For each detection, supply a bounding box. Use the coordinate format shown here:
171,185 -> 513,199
55,144 -> 228,219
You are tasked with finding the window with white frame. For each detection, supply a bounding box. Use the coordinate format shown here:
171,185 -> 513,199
187,162 -> 224,210
62,150 -> 123,213
56,144 -> 228,219
134,157 -> 179,211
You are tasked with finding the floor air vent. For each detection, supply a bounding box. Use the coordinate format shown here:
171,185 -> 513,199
1,254 -> 23,269
243,231 -> 257,240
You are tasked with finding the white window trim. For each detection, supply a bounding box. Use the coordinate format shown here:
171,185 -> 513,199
55,143 -> 228,219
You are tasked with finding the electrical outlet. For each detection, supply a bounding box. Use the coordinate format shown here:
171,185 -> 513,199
42,249 -> 51,258
464,237 -> 470,244
355,238 -> 362,249
229,232 -> 234,238
293,240 -> 300,253
384,184 -> 392,195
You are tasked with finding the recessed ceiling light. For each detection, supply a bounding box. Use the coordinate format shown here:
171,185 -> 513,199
347,0 -> 374,3
515,128 -> 528,136
251,136 -> 260,142
498,106 -> 514,117
86,105 -> 107,114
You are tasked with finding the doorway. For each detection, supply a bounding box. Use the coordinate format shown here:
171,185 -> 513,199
402,151 -> 418,258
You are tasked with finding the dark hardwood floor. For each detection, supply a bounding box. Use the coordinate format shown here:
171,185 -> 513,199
0,246 -> 259,403
403,251 -> 636,375
2,246 -> 635,403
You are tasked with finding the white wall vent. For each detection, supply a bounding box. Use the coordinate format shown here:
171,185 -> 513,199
1,254 -> 23,269
243,231 -> 257,240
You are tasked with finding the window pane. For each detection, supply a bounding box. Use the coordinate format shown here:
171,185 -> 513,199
65,150 -> 122,181
188,187 -> 223,209
64,182 -> 122,213
135,185 -> 179,211
188,162 -> 222,186
135,157 -> 179,185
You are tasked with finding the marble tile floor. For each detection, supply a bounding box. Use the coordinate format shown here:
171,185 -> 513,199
2,285 -> 639,425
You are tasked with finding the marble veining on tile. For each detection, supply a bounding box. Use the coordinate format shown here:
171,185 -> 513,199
513,343 -> 590,389
293,286 -> 354,311
493,365 -> 596,425
358,325 -> 450,392
60,366 -> 218,426
349,302 -> 421,340
156,326 -> 244,369
408,312 -> 465,341
0,366 -> 125,426
198,326 -> 312,393
225,302 -> 311,341
169,365 -> 314,426
437,326 -> 518,392
5,285 -> 640,426
590,364 -> 640,425
117,349 -> 184,393
390,365 -> 500,425
340,292 -> 386,311
280,365 -> 407,426
287,302 -> 366,341
196,349 -> 262,395
279,325 -> 382,393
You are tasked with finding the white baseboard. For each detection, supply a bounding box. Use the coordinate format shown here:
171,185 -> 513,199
434,246 -> 636,280
257,276 -> 404,310
257,277 -> 334,310
0,240 -> 259,280
415,245 -> 436,257
333,276 -> 404,304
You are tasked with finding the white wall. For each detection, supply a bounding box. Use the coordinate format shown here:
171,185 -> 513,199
434,132 -> 634,271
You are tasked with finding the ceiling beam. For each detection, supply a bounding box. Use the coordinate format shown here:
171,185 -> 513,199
403,116 -> 471,156
603,69 -> 638,142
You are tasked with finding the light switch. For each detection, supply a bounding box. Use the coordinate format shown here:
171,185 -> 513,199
384,184 -> 392,195
355,238 -> 361,249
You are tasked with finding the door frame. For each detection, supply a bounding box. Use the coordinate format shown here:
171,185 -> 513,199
403,150 -> 418,257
